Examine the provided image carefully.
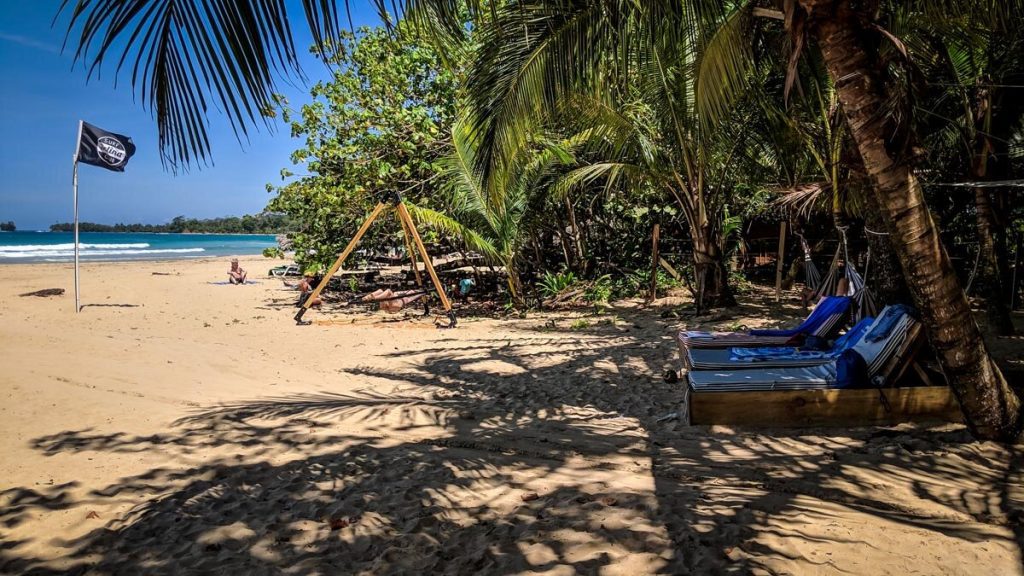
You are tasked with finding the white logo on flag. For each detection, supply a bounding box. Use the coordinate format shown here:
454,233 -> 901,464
97,136 -> 127,166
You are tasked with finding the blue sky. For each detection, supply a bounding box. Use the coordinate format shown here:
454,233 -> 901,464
0,2 -> 382,230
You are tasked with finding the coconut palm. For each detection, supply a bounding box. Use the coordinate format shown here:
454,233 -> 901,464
407,121 -> 578,308
784,0 -> 1021,439
458,1 -> 771,309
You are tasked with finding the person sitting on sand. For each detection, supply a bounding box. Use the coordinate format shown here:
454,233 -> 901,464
296,274 -> 323,308
228,259 -> 247,284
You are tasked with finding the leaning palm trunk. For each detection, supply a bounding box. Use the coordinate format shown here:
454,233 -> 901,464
858,182 -> 913,306
810,2 -> 1021,441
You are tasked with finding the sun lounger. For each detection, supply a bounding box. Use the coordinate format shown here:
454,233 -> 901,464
677,296 -> 851,351
687,305 -> 918,392
269,264 -> 301,277
685,316 -> 875,370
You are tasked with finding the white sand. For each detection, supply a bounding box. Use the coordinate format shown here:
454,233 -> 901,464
0,257 -> 1021,574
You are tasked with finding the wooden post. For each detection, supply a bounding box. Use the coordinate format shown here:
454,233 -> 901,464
1011,233 -> 1021,311
648,223 -> 660,302
396,202 -> 453,313
399,213 -> 423,287
775,221 -> 787,302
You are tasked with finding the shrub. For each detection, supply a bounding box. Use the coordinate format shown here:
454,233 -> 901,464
538,270 -> 578,298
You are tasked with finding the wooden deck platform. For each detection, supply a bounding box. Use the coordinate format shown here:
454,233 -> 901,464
685,385 -> 961,427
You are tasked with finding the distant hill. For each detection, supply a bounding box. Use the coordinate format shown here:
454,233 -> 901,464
50,213 -> 293,234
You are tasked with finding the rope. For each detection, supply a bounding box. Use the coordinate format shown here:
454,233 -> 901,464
964,244 -> 983,295
863,227 -> 890,236
923,179 -> 1024,188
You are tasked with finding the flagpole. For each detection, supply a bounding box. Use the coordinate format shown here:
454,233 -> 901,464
73,120 -> 83,313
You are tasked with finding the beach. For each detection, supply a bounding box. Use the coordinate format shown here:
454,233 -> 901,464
0,257 -> 1021,574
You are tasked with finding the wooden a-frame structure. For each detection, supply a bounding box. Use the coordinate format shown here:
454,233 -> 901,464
294,191 -> 456,327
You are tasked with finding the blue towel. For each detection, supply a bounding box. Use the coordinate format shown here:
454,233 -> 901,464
748,296 -> 851,337
864,304 -> 914,343
730,346 -> 799,359
832,317 -> 874,350
729,317 -> 874,363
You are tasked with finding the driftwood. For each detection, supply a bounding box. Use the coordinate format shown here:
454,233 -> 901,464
20,288 -> 65,297
543,289 -> 585,308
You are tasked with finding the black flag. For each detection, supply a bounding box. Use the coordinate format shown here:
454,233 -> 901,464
77,122 -> 136,172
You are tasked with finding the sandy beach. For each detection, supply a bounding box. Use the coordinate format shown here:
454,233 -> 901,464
0,257 -> 1021,574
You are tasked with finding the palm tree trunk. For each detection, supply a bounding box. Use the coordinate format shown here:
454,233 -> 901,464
973,181 -> 1016,335
858,183 -> 913,306
506,260 -> 526,309
970,92 -> 1015,334
693,232 -> 736,310
809,2 -> 1021,441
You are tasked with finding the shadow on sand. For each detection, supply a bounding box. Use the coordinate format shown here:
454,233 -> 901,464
3,304 -> 1022,574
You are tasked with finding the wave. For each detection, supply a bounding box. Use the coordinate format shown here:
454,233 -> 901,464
0,248 -> 205,259
0,243 -> 151,252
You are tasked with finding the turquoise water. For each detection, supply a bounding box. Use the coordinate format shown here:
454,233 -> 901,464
0,231 -> 278,263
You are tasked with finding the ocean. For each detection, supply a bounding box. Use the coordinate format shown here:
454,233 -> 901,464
0,231 -> 279,263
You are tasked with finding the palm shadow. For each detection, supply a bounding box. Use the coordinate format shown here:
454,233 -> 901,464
4,305 -> 1023,573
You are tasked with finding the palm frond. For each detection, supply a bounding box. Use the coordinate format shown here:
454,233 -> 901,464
404,203 -> 501,262
57,0 -> 345,170
696,1 -> 756,131
772,181 -> 831,218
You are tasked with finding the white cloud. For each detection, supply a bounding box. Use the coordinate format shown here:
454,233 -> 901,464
0,31 -> 60,54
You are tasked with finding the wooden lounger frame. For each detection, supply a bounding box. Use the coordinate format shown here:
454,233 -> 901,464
294,191 -> 456,327
682,322 -> 962,427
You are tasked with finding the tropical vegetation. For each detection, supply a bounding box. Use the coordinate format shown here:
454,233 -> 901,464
57,0 -> 1024,441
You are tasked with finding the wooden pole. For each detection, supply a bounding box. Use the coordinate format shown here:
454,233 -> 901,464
396,202 -> 452,313
648,222 -> 660,302
399,213 -> 423,287
775,221 -> 787,302
295,201 -> 388,323
1011,233 -> 1021,311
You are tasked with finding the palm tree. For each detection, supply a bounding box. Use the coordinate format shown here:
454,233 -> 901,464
456,1 -> 769,309
408,121 -> 578,308
786,0 -> 1021,440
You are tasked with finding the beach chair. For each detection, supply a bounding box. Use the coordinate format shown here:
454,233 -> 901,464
269,264 -> 300,277
686,305 -> 919,393
677,295 -> 851,352
685,315 -> 875,370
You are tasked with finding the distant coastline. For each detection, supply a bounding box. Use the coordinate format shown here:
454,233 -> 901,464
48,213 -> 293,235
0,231 -> 279,263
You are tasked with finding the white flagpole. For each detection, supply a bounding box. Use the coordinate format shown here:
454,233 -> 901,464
73,120 -> 83,313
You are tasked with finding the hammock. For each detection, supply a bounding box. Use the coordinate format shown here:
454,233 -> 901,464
811,227 -> 878,323
350,288 -> 429,314
799,235 -> 822,292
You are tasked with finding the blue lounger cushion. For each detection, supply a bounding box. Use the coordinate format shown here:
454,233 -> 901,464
685,317 -> 874,370
686,308 -> 918,392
